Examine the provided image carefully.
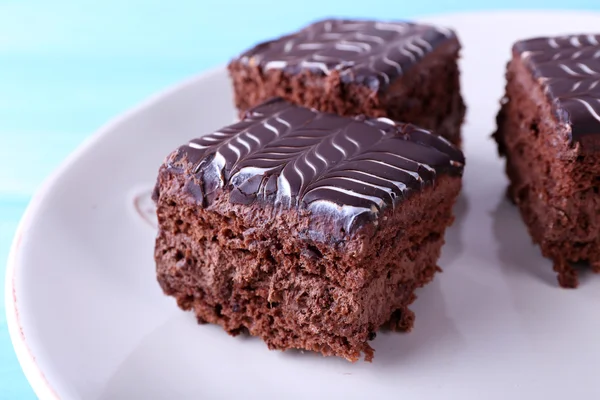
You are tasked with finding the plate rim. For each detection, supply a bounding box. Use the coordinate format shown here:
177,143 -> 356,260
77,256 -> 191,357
6,9 -> 600,399
4,67 -> 222,400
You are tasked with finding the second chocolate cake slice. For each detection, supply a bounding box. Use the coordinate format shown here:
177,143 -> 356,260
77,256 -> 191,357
494,34 -> 600,287
154,98 -> 464,361
228,19 -> 465,146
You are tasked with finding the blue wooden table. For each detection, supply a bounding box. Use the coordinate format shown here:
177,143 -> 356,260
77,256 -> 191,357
2,1 -> 599,397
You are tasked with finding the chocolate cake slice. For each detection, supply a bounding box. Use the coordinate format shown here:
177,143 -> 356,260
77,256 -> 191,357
228,19 -> 465,146
494,34 -> 600,288
154,98 -> 464,361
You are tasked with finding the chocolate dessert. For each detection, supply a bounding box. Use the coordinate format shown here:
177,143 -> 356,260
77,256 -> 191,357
494,34 -> 600,288
154,98 -> 464,361
228,19 -> 465,146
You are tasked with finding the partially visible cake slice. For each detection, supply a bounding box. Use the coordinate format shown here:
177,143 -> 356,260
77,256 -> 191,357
228,19 -> 465,146
153,98 -> 464,361
493,34 -> 600,288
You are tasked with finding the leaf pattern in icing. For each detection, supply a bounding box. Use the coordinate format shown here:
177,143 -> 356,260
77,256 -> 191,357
516,33 -> 600,140
180,99 -> 463,234
236,19 -> 457,92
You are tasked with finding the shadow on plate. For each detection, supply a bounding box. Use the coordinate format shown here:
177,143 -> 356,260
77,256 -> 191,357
439,193 -> 468,267
491,196 -> 557,287
370,278 -> 464,367
276,279 -> 462,367
99,273 -> 480,399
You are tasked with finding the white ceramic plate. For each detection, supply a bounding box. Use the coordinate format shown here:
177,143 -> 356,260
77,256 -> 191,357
7,10 -> 600,400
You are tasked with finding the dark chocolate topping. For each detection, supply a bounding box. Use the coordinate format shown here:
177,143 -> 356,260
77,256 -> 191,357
237,19 -> 457,92
515,34 -> 600,142
178,99 -> 463,235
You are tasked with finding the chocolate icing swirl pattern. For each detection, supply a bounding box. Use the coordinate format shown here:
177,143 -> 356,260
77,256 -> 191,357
237,19 -> 456,92
179,99 -> 464,234
515,34 -> 600,141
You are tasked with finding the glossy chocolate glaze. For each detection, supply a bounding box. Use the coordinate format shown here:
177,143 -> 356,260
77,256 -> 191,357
236,19 -> 457,92
175,99 -> 464,234
515,34 -> 600,142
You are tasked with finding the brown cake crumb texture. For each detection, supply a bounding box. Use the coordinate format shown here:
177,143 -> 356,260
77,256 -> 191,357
154,157 -> 461,361
229,41 -> 465,147
494,55 -> 600,288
